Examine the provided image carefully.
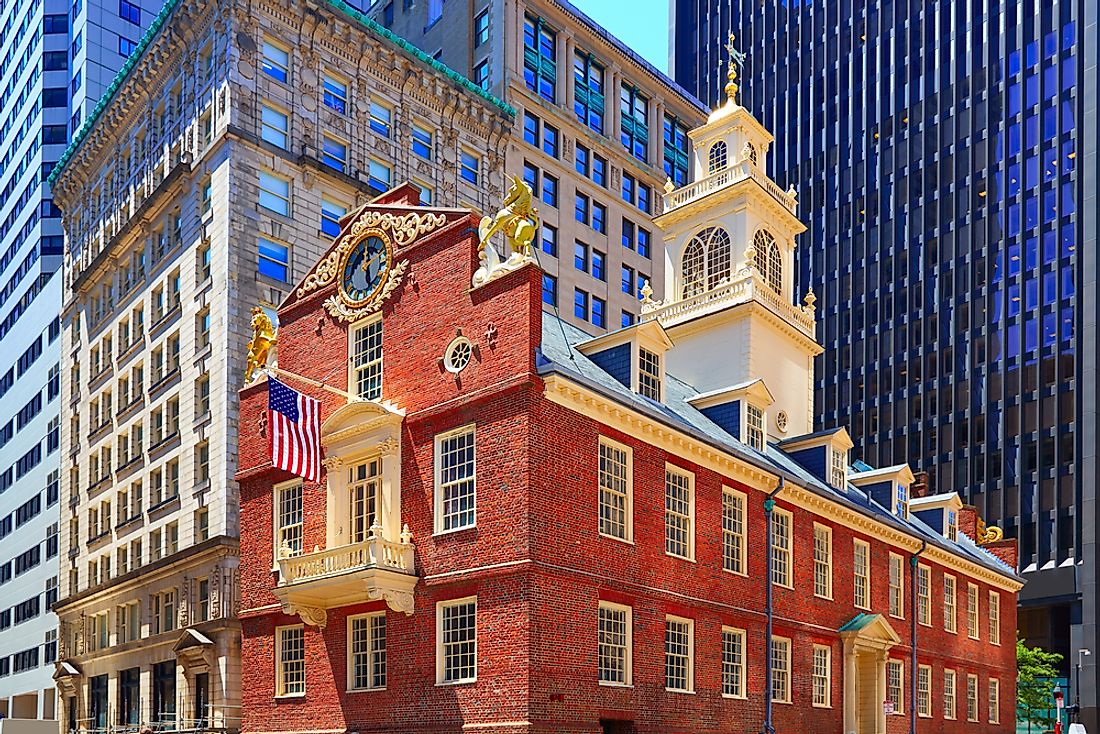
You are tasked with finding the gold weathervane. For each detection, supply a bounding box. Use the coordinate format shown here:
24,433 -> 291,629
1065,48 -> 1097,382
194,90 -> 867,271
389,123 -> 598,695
244,307 -> 277,384
724,33 -> 740,103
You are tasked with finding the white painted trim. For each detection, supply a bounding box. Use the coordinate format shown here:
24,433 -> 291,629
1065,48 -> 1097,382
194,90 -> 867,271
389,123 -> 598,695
346,611 -> 386,692
663,614 -> 694,693
721,487 -> 748,577
943,574 -> 958,633
812,522 -> 833,600
888,552 -> 905,619
347,313 -> 383,399
274,623 -> 305,697
853,538 -> 871,610
943,668 -> 957,720
811,644 -> 831,708
720,625 -> 747,699
917,664 -> 933,717
917,563 -> 932,627
769,635 -> 792,704
272,478 -> 303,571
988,590 -> 1001,646
436,596 -> 477,685
771,507 -> 793,589
597,436 -> 634,544
433,424 -> 477,535
663,464 -> 695,561
597,600 -> 633,687
967,582 -> 981,640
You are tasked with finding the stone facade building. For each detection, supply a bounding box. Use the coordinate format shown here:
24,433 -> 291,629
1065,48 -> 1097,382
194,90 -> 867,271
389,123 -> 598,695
233,86 -> 1022,734
370,0 -> 709,333
48,0 -> 511,730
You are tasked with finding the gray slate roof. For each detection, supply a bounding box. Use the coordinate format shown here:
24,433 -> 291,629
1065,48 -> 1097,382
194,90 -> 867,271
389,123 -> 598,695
537,315 -> 1022,583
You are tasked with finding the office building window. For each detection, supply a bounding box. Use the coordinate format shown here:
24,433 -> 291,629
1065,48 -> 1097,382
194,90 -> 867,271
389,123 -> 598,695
573,52 -> 604,134
260,105 -> 288,148
620,85 -> 648,162
322,136 -> 348,173
258,172 -> 290,216
262,40 -> 289,82
523,15 -> 556,102
258,238 -> 289,282
663,115 -> 689,186
322,72 -> 348,114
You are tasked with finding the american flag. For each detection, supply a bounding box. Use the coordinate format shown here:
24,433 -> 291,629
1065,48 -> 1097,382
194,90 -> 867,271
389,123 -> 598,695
268,377 -> 322,482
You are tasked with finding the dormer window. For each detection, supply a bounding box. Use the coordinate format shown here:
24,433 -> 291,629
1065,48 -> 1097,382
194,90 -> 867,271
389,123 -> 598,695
829,448 -> 847,489
638,347 -> 661,401
745,403 -> 765,451
947,509 -> 958,541
708,141 -> 727,173
894,484 -> 909,519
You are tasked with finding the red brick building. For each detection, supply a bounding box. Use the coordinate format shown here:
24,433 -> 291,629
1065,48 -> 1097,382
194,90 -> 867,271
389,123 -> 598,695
236,88 -> 1023,734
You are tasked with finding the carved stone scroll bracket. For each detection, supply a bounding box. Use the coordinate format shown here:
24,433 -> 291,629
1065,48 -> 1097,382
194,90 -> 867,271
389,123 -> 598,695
367,588 -> 414,616
283,603 -> 328,629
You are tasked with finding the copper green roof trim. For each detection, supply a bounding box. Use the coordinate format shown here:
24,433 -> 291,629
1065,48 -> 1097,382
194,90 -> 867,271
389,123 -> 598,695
47,0 -> 514,188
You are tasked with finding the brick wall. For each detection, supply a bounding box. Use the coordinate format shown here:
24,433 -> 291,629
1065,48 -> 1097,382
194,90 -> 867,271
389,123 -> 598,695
238,201 -> 1018,734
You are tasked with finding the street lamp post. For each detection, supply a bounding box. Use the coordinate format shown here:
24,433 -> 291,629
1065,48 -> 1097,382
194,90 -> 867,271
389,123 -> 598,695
1076,648 -> 1091,723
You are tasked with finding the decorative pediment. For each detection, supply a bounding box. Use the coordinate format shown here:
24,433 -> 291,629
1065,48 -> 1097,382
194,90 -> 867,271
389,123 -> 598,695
284,203 -> 461,315
838,612 -> 901,651
320,400 -> 404,453
173,628 -> 215,671
54,661 -> 82,695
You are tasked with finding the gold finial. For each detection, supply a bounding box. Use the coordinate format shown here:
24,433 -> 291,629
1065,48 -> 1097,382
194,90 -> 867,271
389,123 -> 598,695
724,32 -> 739,103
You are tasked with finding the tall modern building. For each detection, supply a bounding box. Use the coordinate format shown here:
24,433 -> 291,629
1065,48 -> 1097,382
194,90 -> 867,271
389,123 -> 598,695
671,0 -> 1099,722
0,0 -> 167,727
366,0 -> 708,334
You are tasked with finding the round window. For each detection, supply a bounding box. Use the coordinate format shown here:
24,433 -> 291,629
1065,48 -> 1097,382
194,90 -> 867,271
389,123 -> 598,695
776,410 -> 789,434
444,336 -> 473,374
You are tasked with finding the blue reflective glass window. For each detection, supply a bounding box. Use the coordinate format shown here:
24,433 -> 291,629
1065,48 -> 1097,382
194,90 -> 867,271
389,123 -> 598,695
523,112 -> 538,145
1044,272 -> 1057,304
542,274 -> 557,306
1044,231 -> 1057,264
1044,313 -> 1057,346
1063,22 -> 1076,51
1062,101 -> 1075,135
1062,226 -> 1076,257
1008,204 -> 1021,237
1008,124 -> 1021,155
573,288 -> 588,319
1044,66 -> 1058,101
1025,198 -> 1039,230
1062,308 -> 1074,343
1043,190 -> 1057,222
1009,50 -> 1021,76
1062,267 -> 1075,301
1062,182 -> 1076,216
1009,84 -> 1021,116
1009,285 -> 1021,317
1026,76 -> 1039,106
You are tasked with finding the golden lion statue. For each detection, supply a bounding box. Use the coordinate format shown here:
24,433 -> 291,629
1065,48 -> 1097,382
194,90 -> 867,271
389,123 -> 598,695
244,307 -> 277,384
478,174 -> 540,259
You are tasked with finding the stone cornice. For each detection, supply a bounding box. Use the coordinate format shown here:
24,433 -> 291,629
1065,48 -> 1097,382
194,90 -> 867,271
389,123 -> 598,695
541,374 -> 1024,593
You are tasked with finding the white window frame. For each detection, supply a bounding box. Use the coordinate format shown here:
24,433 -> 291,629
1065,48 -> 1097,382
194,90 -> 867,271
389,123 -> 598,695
966,673 -> 979,722
261,39 -> 289,82
597,437 -> 633,543
744,402 -> 765,450
988,677 -> 1000,724
888,553 -> 904,618
771,508 -> 793,589
434,425 -> 477,534
917,664 -> 932,717
436,596 -> 477,684
663,615 -> 694,693
721,626 -> 746,698
853,538 -> 870,610
369,99 -> 392,137
349,316 -> 383,400
967,582 -> 980,639
721,487 -> 746,576
989,590 -> 1001,645
944,668 -> 957,719
944,574 -> 957,632
323,134 -> 349,173
663,465 -> 694,561
829,447 -> 847,488
597,601 -> 632,687
347,612 -> 386,691
272,479 -> 303,567
813,523 -> 832,599
811,644 -> 831,708
917,564 -> 931,626
322,70 -> 349,114
770,635 -> 791,704
637,346 -> 662,401
887,659 -> 904,714
275,624 -> 305,697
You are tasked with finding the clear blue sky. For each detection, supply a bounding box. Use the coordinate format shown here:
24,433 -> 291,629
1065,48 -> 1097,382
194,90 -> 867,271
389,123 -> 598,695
574,0 -> 670,73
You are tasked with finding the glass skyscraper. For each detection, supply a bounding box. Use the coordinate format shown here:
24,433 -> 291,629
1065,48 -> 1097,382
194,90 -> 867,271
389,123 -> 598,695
672,0 -> 1098,721
0,0 -> 165,720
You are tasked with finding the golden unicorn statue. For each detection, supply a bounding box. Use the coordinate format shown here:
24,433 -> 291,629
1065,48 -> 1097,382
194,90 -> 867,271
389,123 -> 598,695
472,176 -> 541,288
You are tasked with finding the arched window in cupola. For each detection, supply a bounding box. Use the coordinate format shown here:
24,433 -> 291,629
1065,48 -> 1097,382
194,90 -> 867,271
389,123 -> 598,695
682,226 -> 732,298
708,141 -> 728,174
705,228 -> 732,289
747,142 -> 758,165
754,229 -> 782,293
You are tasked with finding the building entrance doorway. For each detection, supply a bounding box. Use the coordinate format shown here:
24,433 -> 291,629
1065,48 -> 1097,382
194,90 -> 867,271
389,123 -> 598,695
839,613 -> 900,734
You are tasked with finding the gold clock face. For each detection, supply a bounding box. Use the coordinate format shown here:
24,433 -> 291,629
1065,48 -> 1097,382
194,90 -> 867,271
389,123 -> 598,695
338,229 -> 392,307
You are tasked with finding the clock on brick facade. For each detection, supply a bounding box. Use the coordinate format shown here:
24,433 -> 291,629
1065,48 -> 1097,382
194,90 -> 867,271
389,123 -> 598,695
339,231 -> 392,307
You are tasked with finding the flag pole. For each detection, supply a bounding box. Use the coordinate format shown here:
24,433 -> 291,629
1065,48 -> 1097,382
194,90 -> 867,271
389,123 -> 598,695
265,366 -> 354,401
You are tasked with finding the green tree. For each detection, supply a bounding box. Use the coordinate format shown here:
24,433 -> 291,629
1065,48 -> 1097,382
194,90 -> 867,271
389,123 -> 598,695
1017,636 -> 1064,730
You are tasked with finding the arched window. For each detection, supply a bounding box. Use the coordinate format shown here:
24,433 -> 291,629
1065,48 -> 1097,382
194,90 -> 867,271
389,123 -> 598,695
705,228 -> 732,289
682,226 -> 731,297
681,238 -> 706,297
747,142 -> 758,165
708,141 -> 728,174
754,229 -> 782,293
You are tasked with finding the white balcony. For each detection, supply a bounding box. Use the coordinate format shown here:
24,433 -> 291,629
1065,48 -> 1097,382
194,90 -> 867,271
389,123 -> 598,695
274,526 -> 417,626
663,160 -> 798,215
643,270 -> 816,338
